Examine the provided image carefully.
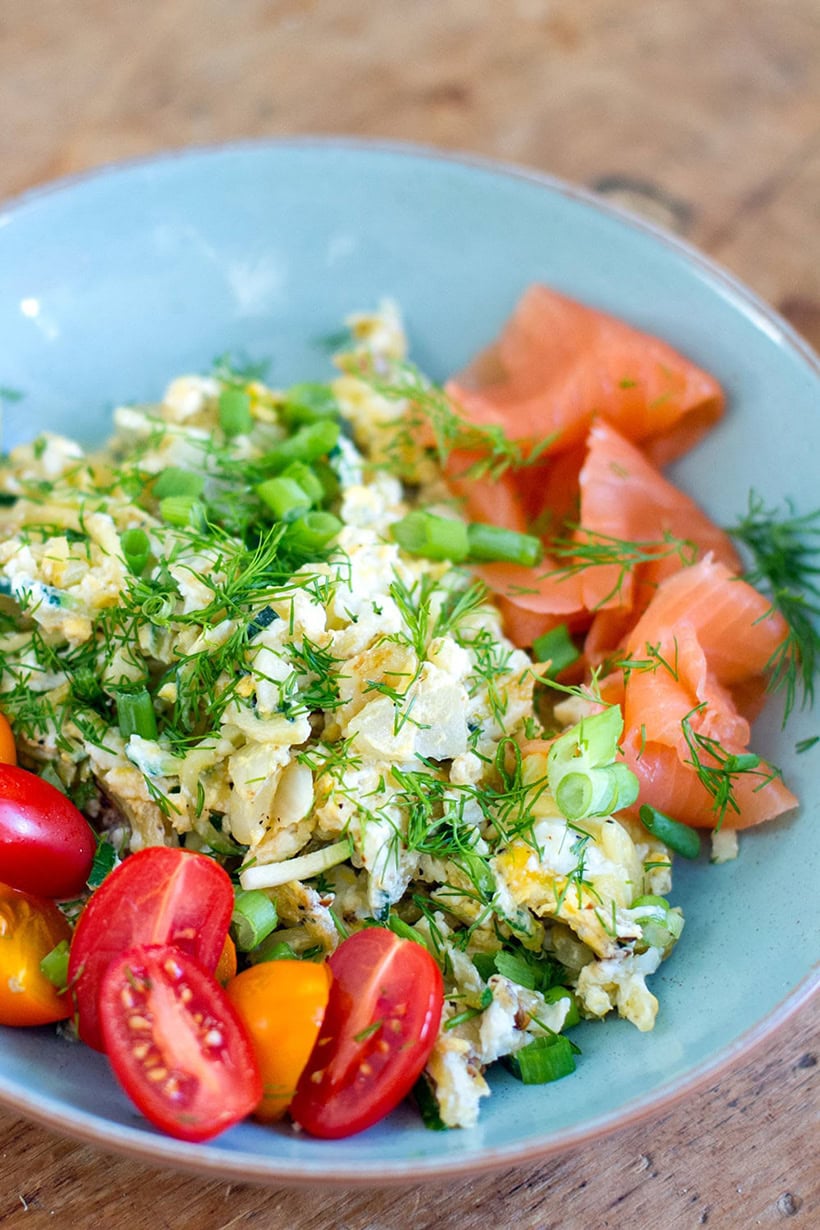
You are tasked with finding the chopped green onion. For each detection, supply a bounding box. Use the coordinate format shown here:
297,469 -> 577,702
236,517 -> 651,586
231,888 -> 279,952
279,461 -> 324,505
159,494 -> 206,529
532,624 -> 580,675
152,467 -> 204,500
218,387 -> 253,437
638,804 -> 702,859
548,707 -> 639,820
472,952 -> 498,982
284,511 -> 343,553
260,419 -> 340,472
453,849 -> 496,900
605,761 -> 640,810
413,1073 -> 449,1130
504,1034 -> 576,1084
87,837 -> 118,888
255,475 -> 313,521
444,987 -> 494,1031
39,762 -> 68,795
554,771 -> 593,820
312,459 -> 341,502
542,986 -> 581,1029
185,821 -> 243,858
723,752 -> 762,772
251,939 -> 298,964
39,940 -> 70,992
391,511 -> 469,562
116,687 -> 158,740
120,527 -> 151,576
282,382 -> 340,425
493,950 -> 538,990
390,511 -> 544,567
386,913 -> 428,948
239,839 -> 351,891
631,894 -> 670,911
551,705 -> 623,769
466,522 -> 543,567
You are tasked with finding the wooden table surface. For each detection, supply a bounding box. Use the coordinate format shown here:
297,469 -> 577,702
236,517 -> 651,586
0,2 -> 817,1226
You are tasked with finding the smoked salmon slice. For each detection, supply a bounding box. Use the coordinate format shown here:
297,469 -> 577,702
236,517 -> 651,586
578,420 -> 741,612
617,566 -> 795,829
446,285 -> 725,466
625,554 -> 788,686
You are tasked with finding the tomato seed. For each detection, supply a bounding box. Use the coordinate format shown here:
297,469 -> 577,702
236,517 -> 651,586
163,957 -> 182,979
203,1029 -> 223,1048
145,1066 -> 168,1082
310,1069 -> 324,1084
360,1061 -> 373,1076
180,987 -> 193,1004
120,987 -> 135,1009
132,1042 -> 151,1060
128,1014 -> 152,1032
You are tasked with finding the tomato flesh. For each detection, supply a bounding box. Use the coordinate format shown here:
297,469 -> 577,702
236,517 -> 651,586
100,943 -> 262,1142
290,927 -> 443,1139
0,882 -> 72,1026
0,713 -> 16,765
0,764 -> 95,899
68,847 -> 233,1051
226,958 -> 332,1122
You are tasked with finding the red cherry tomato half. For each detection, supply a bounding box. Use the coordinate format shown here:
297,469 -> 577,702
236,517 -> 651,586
68,847 -> 233,1051
290,927 -> 443,1139
100,943 -> 262,1142
0,764 -> 95,899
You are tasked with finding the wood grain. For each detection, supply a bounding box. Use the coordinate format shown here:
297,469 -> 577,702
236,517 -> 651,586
0,0 -> 817,1224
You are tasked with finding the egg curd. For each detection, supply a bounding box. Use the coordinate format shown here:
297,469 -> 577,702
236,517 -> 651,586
0,306 -> 682,1128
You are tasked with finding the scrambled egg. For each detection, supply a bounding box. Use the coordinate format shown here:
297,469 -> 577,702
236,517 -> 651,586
0,304 -> 684,1129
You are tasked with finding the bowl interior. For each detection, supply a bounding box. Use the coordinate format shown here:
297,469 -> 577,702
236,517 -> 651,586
0,142 -> 817,1182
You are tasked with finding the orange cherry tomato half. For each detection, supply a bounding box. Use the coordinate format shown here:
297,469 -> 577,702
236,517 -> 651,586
0,881 -> 72,1026
0,713 -> 16,765
215,934 -> 237,986
290,927 -> 443,1139
226,959 -> 332,1122
99,943 -> 262,1142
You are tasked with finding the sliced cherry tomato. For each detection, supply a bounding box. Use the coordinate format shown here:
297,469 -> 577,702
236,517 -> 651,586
290,927 -> 443,1139
0,881 -> 72,1026
215,934 -> 237,986
0,764 -> 95,899
226,959 -> 332,1122
0,713 -> 16,765
68,847 -> 233,1051
99,943 -> 262,1142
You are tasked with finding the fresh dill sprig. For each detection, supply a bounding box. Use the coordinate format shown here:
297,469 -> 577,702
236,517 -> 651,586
338,354 -> 550,481
680,703 -> 779,829
541,528 -> 698,608
726,491 -> 820,720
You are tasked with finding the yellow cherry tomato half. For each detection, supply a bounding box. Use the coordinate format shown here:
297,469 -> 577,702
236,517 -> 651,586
0,881 -> 72,1026
215,934 -> 237,986
226,959 -> 332,1122
0,713 -> 16,765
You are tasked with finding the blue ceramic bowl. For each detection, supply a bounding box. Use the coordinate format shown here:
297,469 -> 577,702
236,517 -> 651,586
0,140 -> 817,1184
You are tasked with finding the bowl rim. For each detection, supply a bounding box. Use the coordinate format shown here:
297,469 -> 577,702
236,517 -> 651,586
0,135 -> 817,1185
